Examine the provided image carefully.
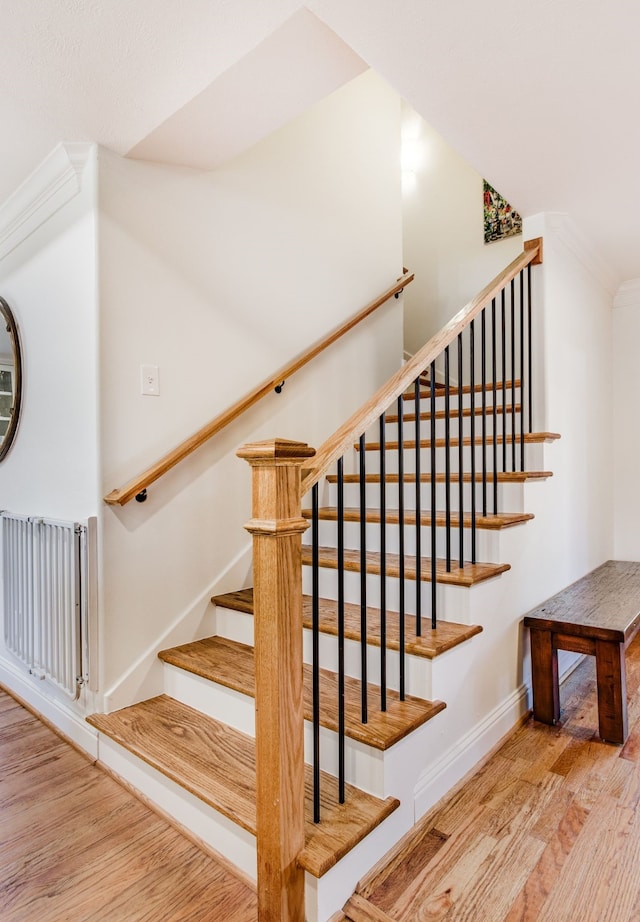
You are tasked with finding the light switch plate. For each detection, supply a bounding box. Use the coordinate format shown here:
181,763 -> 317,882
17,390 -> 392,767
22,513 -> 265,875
141,364 -> 160,396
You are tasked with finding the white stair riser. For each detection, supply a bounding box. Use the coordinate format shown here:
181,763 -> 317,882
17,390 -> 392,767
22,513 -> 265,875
377,413 -> 522,443
212,603 -> 432,696
302,629 -> 432,698
302,564 -> 477,620
304,519 -> 503,562
162,661 -> 388,796
354,441 -> 544,475
319,480 -> 527,514
397,384 -> 523,407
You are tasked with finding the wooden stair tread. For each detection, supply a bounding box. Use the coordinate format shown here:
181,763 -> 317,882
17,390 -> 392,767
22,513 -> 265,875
385,403 -> 521,423
326,471 -> 553,484
212,589 -> 483,659
303,507 -> 534,530
302,546 -> 510,586
87,695 -> 399,878
159,637 -> 445,750
356,432 -> 561,451
406,378 -> 521,400
343,893 -> 396,921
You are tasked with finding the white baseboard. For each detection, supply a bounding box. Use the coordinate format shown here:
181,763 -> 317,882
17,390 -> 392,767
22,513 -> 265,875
413,685 -> 529,819
0,654 -> 98,758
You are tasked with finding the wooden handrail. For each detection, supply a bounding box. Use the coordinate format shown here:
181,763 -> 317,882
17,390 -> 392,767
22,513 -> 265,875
104,270 -> 414,506
300,238 -> 543,495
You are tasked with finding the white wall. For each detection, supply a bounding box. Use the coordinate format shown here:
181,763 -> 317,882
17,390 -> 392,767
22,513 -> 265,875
401,103 -> 523,356
517,213 -> 614,605
613,281 -> 640,559
0,148 -> 99,522
98,70 -> 404,703
0,145 -> 100,741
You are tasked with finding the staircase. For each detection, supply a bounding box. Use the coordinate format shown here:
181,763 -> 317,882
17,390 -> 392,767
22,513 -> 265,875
88,241 -> 556,921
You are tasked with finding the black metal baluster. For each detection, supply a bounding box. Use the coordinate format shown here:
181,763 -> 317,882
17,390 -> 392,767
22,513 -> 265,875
457,333 -> 464,567
397,396 -> 406,701
337,456 -> 345,803
312,483 -> 320,823
414,378 -> 422,637
511,278 -> 516,472
445,348 -> 451,571
481,309 -> 487,517
430,362 -> 437,629
520,270 -> 525,472
501,289 -> 507,473
379,414 -> 387,712
359,433 -> 367,724
528,264 -> 533,434
492,298 -> 498,516
470,322 -> 476,564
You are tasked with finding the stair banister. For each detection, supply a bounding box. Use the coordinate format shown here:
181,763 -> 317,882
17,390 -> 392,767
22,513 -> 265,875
300,239 -> 543,494
238,438 -> 315,922
239,241 -> 544,910
104,270 -> 413,507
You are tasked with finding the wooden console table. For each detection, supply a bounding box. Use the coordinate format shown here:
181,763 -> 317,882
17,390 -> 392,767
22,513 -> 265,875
524,560 -> 640,744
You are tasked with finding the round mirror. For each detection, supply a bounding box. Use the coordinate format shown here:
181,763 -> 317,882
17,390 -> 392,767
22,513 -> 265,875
0,297 -> 22,462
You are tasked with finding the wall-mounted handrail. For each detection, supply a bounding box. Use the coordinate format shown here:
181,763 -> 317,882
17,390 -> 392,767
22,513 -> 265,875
104,270 -> 414,506
300,240 -> 542,495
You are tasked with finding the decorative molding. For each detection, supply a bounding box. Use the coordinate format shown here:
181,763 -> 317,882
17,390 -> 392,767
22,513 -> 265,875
0,142 -> 95,262
538,212 -> 619,297
613,278 -> 640,310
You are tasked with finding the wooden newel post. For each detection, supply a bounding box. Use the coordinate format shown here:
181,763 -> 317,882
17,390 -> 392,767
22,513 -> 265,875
237,438 -> 316,922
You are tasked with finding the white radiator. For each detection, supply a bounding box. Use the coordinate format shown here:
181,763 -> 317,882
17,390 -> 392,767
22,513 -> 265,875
1,512 -> 94,699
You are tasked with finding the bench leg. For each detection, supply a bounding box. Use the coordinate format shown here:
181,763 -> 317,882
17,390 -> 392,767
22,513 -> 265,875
530,629 -> 560,726
595,639 -> 628,744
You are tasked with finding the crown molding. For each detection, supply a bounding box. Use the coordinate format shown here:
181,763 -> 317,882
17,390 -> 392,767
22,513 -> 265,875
613,278 -> 640,310
0,142 -> 95,262
539,212 -> 619,298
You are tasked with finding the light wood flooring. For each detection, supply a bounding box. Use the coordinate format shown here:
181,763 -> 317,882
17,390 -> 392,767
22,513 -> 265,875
0,688 -> 257,921
5,635 -> 640,921
344,631 -> 640,922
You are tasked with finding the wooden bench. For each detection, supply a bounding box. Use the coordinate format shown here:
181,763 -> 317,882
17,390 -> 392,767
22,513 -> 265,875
524,560 -> 640,744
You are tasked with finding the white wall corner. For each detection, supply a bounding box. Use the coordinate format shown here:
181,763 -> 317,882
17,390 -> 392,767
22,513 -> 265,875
528,212 -> 618,298
613,278 -> 640,310
0,141 -> 96,262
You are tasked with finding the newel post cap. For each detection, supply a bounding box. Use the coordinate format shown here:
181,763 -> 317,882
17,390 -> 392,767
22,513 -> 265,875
237,438 -> 316,466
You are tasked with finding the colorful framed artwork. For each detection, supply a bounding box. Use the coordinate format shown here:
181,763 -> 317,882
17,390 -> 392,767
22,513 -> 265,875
483,180 -> 522,244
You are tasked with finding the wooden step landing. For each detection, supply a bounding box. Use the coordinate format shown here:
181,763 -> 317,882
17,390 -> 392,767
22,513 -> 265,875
355,432 -> 561,451
159,636 -> 445,750
87,695 -> 399,878
406,378 -> 521,400
303,506 -> 534,530
212,589 -> 483,659
327,471 -> 553,484
302,546 -> 510,587
385,403 -> 520,423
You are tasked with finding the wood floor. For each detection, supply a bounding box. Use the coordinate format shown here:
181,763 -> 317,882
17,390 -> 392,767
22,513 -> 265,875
0,689 -> 257,921
5,635 -> 640,922
345,631 -> 640,922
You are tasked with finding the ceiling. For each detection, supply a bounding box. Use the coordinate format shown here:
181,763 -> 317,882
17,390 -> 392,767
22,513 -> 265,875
3,0 -> 639,288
